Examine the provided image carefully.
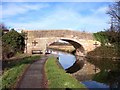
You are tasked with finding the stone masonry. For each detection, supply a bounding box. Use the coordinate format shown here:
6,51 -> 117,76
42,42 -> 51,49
23,30 -> 100,55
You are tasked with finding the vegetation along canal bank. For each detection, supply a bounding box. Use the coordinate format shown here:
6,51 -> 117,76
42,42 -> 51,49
45,56 -> 86,88
85,46 -> 120,89
1,55 -> 41,89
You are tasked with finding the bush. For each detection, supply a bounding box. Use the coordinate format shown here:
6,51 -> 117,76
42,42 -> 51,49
2,29 -> 25,59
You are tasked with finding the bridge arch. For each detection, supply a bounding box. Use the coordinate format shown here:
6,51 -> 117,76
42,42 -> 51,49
47,38 -> 85,56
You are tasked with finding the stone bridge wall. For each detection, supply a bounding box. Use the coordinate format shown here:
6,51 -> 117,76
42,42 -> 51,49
23,30 -> 100,55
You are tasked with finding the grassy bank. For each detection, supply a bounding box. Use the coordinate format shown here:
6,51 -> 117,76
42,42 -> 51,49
87,46 -> 120,58
1,55 -> 41,89
45,56 -> 86,88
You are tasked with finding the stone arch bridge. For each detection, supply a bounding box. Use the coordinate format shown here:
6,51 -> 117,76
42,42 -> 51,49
23,30 -> 100,56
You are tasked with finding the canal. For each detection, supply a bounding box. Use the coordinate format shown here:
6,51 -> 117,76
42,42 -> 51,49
49,49 -> 120,89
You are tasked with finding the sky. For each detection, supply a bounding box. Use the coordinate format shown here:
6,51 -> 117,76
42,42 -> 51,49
1,1 -> 114,33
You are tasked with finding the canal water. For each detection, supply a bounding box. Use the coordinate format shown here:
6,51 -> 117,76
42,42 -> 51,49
49,49 -> 120,89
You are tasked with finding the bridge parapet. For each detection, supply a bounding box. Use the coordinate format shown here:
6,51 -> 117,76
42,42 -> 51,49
24,30 -> 94,40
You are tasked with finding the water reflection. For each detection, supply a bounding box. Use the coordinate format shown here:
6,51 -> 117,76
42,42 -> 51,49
58,52 -> 76,69
65,57 -> 84,73
49,49 -> 120,89
87,57 -> 120,89
50,49 -> 85,73
82,80 -> 109,89
65,56 -> 84,73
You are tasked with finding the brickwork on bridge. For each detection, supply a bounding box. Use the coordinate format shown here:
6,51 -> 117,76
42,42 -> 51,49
23,30 -> 100,55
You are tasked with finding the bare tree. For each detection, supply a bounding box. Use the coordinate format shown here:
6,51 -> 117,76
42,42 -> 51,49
107,1 -> 120,31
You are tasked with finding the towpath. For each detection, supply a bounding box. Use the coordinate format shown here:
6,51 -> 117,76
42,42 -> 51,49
17,56 -> 48,88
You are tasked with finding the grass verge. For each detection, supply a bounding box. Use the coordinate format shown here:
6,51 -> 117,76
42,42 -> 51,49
1,55 -> 41,89
45,56 -> 86,89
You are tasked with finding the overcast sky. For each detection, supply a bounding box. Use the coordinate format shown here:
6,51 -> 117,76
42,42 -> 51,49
1,1 -> 114,33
